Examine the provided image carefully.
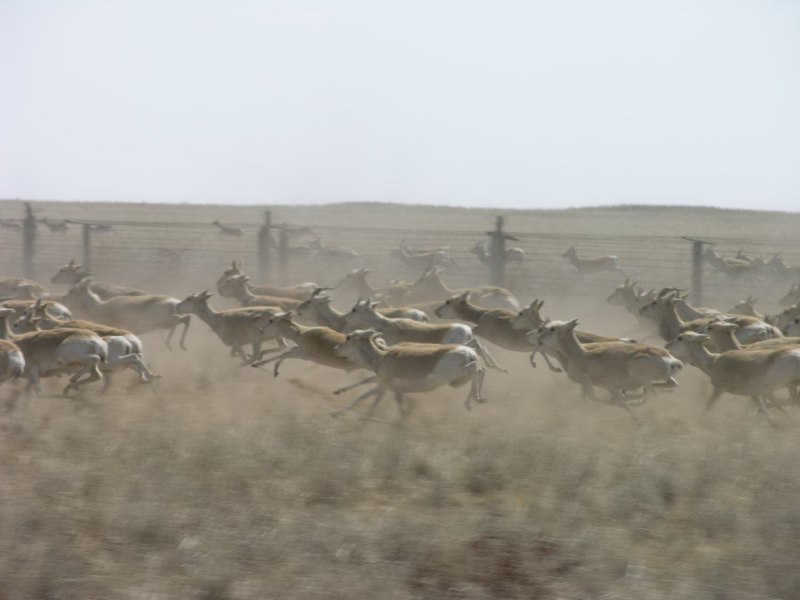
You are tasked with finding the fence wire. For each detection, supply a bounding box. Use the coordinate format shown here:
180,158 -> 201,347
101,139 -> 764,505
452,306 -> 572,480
2,215 -> 799,314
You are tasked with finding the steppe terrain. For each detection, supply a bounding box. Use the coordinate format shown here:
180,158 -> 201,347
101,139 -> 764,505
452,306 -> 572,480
1,200 -> 799,599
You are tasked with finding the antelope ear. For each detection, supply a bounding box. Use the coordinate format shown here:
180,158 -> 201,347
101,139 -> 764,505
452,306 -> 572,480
369,299 -> 380,309
68,259 -> 75,267
457,291 -> 470,301
241,275 -> 250,282
564,318 -> 579,330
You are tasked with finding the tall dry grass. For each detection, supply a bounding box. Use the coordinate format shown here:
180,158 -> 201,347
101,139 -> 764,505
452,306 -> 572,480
1,336 -> 799,599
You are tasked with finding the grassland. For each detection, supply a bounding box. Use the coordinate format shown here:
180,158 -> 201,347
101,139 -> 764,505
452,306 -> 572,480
1,200 -> 800,599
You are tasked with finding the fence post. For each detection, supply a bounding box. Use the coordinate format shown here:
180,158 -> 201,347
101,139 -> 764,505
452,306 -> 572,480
82,224 -> 93,273
278,223 -> 289,284
682,236 -> 713,306
490,216 -> 506,287
22,202 -> 37,279
258,210 -> 272,283
485,216 -> 518,288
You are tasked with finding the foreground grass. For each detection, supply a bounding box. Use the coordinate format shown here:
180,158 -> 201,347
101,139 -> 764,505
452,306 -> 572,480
1,367 -> 799,600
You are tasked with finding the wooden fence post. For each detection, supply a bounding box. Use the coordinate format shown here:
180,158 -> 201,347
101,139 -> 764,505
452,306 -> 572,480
22,203 -> 37,279
682,236 -> 714,306
485,216 -> 518,288
278,223 -> 289,284
258,210 -> 272,283
82,224 -> 93,273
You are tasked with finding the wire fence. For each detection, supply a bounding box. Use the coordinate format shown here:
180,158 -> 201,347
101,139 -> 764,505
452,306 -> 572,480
2,208 -> 799,314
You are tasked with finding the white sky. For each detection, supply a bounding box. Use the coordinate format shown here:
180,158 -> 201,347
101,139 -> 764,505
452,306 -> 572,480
1,0 -> 799,210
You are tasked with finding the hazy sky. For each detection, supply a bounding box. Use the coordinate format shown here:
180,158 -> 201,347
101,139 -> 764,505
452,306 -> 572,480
1,0 -> 799,210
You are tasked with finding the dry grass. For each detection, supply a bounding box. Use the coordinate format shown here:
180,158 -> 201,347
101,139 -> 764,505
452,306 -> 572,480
1,330 -> 800,600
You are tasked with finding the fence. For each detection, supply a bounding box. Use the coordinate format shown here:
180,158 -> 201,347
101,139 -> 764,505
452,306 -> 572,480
1,203 -> 799,315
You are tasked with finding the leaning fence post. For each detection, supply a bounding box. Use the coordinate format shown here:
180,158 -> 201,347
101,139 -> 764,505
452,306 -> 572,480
682,236 -> 714,306
82,224 -> 93,273
258,210 -> 272,283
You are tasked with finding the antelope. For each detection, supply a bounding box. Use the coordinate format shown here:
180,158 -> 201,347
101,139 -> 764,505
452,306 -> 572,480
331,329 -> 487,418
391,242 -> 450,271
639,295 -> 780,344
216,275 -> 303,311
434,292 -> 562,373
216,260 -> 317,301
337,268 -> 424,310
703,248 -> 757,278
175,290 -> 284,363
700,321 -> 800,353
12,301 -> 158,388
530,319 -> 683,420
295,291 -> 428,331
511,299 -> 632,345
39,217 -> 69,232
0,218 -> 22,230
62,278 -> 191,350
343,299 -> 505,371
0,312 -> 25,396
0,307 -> 108,396
2,299 -> 72,321
643,289 -> 718,320
779,283 -> 800,308
469,241 -> 524,265
338,267 -> 392,298
309,239 -> 359,261
51,259 -> 148,299
607,279 -> 657,322
769,256 -> 800,281
0,277 -> 48,300
212,220 -> 244,236
787,317 -> 800,338
727,296 -> 763,319
562,246 -> 622,275
252,311 -> 363,379
665,331 -> 800,423
402,267 -> 520,311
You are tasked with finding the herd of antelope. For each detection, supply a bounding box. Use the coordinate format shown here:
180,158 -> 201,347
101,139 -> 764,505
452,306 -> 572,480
2,238 -> 800,427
